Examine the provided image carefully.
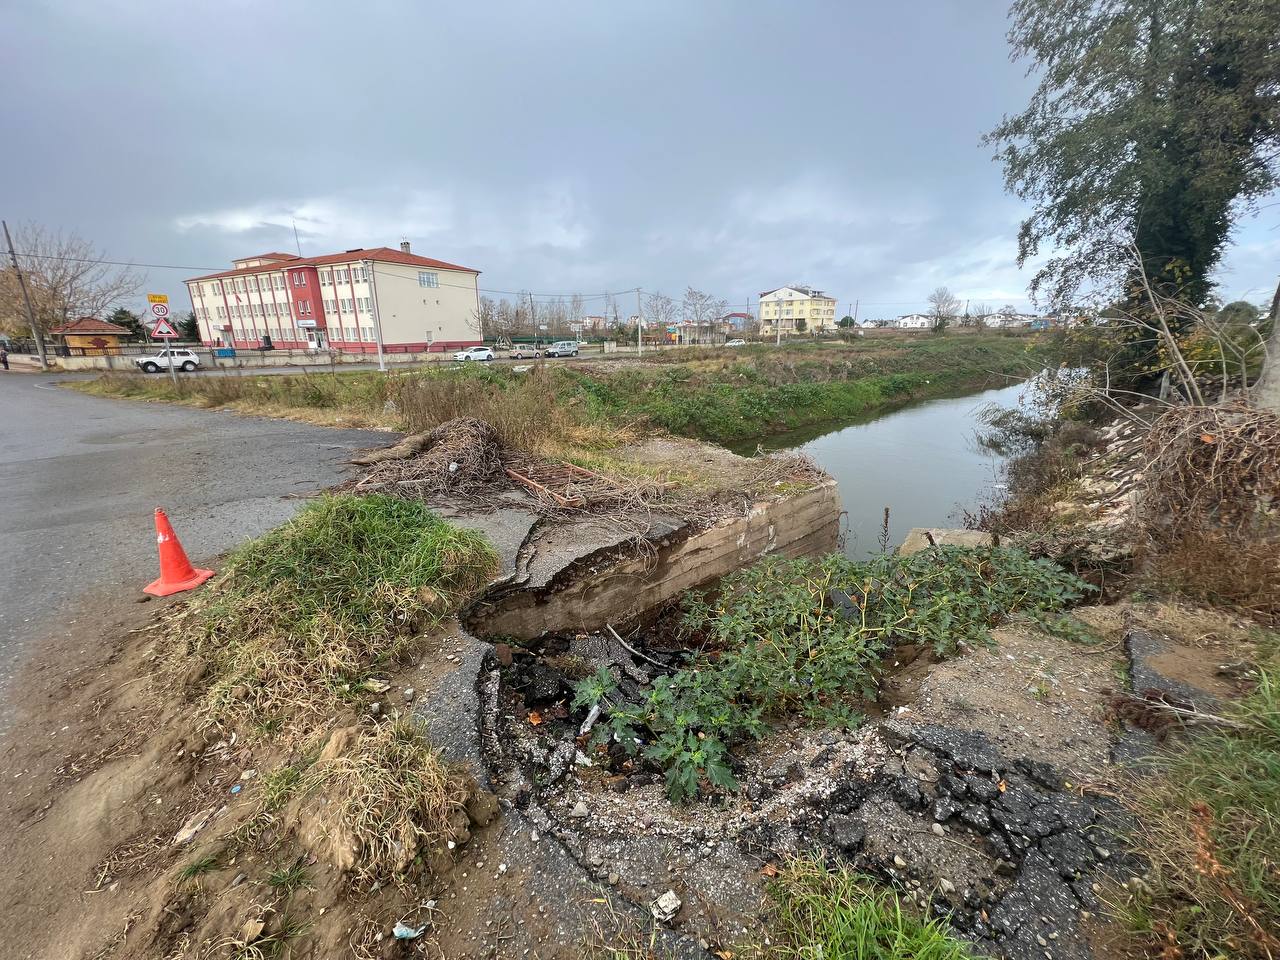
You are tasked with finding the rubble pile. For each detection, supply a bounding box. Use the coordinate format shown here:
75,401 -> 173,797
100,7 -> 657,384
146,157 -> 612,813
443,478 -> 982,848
480,622 -> 1140,960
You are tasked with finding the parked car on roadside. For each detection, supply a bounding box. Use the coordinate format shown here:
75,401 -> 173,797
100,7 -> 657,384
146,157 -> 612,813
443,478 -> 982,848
725,338 -> 746,347
134,348 -> 201,373
510,345 -> 541,359
454,346 -> 495,362
544,340 -> 579,358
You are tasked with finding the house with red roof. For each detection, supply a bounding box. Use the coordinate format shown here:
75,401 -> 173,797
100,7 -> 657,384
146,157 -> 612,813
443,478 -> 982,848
184,242 -> 482,353
49,316 -> 133,356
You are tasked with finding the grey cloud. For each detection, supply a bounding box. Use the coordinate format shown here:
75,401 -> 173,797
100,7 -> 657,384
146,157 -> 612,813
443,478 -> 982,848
2,0 -> 1272,315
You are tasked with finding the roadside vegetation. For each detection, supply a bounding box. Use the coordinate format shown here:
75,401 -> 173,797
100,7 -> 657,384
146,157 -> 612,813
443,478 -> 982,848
761,857 -> 988,960
1123,641 -> 1280,959
161,493 -> 499,893
174,493 -> 497,733
72,332 -> 1038,448
575,546 -> 1090,802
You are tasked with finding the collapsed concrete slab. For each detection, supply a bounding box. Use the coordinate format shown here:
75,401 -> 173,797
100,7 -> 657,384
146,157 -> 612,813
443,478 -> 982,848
466,479 -> 841,641
899,527 -> 994,556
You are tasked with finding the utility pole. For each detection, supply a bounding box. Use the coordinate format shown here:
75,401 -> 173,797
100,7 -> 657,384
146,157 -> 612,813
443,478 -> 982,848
853,299 -> 860,326
527,292 -> 537,340
3,220 -> 48,370
635,289 -> 643,356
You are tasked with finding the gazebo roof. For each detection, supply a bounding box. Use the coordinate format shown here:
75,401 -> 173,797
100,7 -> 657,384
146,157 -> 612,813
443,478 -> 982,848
49,317 -> 131,336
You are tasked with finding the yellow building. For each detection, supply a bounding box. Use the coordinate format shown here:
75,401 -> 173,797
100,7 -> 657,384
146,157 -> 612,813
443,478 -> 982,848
759,286 -> 837,336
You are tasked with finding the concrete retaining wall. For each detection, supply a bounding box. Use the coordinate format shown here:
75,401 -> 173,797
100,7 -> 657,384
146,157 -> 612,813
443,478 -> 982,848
470,480 -> 841,641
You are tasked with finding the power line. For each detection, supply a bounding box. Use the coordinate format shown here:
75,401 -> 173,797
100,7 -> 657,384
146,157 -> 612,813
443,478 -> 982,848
11,250 -> 634,301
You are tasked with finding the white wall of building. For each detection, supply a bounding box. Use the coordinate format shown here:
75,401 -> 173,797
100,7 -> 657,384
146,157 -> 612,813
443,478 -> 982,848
369,261 -> 479,346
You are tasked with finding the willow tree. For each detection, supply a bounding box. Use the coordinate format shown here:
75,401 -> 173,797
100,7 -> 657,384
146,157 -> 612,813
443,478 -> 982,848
986,0 -> 1280,309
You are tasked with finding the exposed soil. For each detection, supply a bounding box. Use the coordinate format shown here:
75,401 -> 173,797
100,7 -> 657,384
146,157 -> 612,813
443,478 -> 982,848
481,598 -> 1264,960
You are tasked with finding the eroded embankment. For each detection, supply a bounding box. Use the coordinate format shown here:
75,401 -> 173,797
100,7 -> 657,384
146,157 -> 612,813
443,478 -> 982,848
464,479 -> 840,641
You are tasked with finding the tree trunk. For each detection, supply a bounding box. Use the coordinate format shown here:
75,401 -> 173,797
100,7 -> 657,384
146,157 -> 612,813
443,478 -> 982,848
1255,277 -> 1280,414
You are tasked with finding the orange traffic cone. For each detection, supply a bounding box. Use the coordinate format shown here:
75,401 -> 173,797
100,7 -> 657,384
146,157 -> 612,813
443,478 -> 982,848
144,508 -> 214,597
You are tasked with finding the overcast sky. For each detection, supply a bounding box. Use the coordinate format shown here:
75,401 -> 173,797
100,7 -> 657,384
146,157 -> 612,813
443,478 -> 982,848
3,0 -> 1276,319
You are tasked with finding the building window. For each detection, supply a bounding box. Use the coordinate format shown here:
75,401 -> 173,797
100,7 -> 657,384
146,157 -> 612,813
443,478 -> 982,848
353,265 -> 367,282
358,296 -> 372,312
361,325 -> 374,341
417,271 -> 438,288
345,325 -> 357,340
335,268 -> 349,283
273,276 -> 283,290
292,273 -> 306,287
298,299 -> 311,315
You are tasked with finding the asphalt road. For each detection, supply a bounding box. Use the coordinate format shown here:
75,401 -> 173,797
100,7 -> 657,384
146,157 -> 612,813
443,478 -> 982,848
0,371 -> 391,711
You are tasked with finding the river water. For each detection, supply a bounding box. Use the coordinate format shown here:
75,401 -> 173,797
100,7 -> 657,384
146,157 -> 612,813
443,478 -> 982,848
742,381 -> 1027,557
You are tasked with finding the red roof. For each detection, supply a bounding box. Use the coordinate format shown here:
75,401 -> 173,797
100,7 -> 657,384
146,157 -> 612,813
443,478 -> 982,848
188,246 -> 480,282
50,317 -> 132,336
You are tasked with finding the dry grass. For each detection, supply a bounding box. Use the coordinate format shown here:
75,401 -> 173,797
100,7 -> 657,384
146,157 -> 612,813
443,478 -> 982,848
302,720 -> 474,883
387,363 -> 630,454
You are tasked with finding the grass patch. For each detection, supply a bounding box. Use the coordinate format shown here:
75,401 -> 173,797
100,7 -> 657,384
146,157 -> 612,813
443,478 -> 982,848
178,854 -> 220,881
266,863 -> 312,893
1121,648 -> 1280,959
169,493 -> 498,733
569,335 -> 1039,444
762,856 -> 986,959
576,546 -> 1090,802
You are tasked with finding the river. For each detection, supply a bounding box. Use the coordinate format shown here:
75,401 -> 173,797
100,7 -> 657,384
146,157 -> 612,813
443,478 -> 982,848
741,381 -> 1026,557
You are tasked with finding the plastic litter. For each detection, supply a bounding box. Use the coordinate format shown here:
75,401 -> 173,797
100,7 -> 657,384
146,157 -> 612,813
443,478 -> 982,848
393,922 -> 427,940
650,889 -> 682,923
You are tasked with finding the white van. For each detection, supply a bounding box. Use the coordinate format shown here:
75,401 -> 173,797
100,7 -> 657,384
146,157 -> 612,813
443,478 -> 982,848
545,341 -> 579,358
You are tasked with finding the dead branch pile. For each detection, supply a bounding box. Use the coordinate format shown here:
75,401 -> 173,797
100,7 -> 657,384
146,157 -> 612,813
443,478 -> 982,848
1143,404 -> 1280,533
349,417 -> 503,494
744,450 -> 828,491
1139,403 -> 1280,618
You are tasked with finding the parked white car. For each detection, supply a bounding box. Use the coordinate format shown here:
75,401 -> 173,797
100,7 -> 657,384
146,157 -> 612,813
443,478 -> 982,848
544,341 -> 579,358
454,346 -> 495,362
725,338 -> 746,347
134,348 -> 201,373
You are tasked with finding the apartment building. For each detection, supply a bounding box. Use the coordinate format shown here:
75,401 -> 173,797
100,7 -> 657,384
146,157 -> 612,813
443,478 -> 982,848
184,242 -> 481,353
758,286 -> 837,336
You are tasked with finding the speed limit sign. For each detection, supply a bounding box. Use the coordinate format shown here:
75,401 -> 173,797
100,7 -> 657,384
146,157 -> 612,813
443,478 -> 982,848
147,293 -> 170,319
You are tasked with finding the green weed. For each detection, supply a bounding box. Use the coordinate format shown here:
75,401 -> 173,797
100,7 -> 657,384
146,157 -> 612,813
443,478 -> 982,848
761,856 -> 988,959
178,855 -> 220,881
576,546 -> 1089,802
266,863 -> 312,893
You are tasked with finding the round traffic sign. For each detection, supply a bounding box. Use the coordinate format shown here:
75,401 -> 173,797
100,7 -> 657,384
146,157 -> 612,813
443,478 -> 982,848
151,302 -> 170,318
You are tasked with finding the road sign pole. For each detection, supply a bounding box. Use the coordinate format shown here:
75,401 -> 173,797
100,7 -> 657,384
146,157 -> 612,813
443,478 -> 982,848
146,293 -> 180,388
